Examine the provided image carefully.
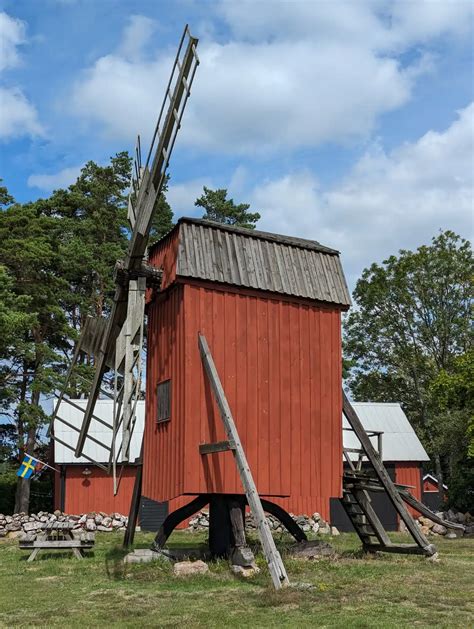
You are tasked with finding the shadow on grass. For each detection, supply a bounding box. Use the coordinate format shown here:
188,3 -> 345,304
104,544 -> 129,580
19,550 -> 96,562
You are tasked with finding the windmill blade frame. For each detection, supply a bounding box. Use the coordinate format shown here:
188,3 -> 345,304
48,25 -> 199,464
75,25 -> 199,457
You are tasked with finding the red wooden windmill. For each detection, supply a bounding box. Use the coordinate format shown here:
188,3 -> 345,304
50,25 -> 445,590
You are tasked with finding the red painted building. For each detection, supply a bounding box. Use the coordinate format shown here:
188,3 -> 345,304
142,218 -> 351,521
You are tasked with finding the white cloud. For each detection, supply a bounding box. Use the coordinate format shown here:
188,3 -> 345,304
218,0 -> 473,50
66,2 -> 473,154
0,12 -> 44,141
0,87 -> 43,139
167,177 -> 214,217
0,11 -> 26,72
119,15 -> 156,61
205,102 -> 474,288
27,165 -> 82,191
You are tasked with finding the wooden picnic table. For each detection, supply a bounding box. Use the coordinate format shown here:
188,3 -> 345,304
19,521 -> 95,561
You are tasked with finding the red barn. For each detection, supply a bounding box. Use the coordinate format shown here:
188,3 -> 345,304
142,218 -> 351,523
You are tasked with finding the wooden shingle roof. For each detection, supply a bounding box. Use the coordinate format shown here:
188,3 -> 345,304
152,218 -> 351,307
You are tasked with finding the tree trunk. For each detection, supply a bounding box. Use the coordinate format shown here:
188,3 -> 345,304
434,453 -> 445,508
14,426 -> 36,514
14,386 -> 40,514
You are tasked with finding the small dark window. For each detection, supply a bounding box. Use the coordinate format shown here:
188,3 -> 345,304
157,379 -> 171,423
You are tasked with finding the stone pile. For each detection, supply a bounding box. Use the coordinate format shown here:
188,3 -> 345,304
400,510 -> 472,537
187,511 -> 338,536
0,511 -> 129,539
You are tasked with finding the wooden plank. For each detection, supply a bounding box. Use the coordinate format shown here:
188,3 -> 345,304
364,544 -> 428,556
352,489 -> 392,546
199,440 -> 235,455
198,333 -> 289,590
25,541 -> 94,548
399,489 -> 465,532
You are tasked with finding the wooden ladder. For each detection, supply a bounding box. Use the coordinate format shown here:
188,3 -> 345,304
198,333 -> 289,590
342,393 -> 437,556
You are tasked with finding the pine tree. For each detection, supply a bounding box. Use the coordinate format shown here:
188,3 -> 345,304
195,187 -> 260,229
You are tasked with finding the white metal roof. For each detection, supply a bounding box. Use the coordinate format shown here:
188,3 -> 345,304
54,399 -> 144,464
343,402 -> 429,462
54,399 -> 428,465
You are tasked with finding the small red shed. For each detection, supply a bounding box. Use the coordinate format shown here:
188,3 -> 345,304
142,218 -> 351,522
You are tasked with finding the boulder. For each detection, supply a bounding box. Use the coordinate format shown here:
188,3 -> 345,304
6,522 -> 21,532
464,524 -> 474,536
173,560 -> 209,577
312,522 -> 320,534
330,526 -> 340,536
289,540 -> 335,559
312,512 -> 321,522
23,521 -> 43,532
419,517 -> 434,529
0,528 -> 6,538
446,509 -> 458,522
124,549 -> 167,564
7,530 -> 23,539
230,546 -> 255,568
231,564 -> 260,578
420,525 -> 431,536
432,524 -> 447,535
85,519 -> 97,532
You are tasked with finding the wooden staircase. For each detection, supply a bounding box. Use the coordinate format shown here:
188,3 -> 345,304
342,393 -> 437,557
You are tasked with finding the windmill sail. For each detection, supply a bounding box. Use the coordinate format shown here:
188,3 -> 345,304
49,25 -> 199,471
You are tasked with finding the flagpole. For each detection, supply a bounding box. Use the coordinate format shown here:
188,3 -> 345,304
25,454 -> 60,474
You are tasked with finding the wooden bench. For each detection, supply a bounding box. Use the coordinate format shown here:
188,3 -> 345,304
19,521 -> 95,561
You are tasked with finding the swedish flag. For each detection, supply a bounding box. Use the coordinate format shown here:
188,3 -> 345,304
17,455 -> 39,479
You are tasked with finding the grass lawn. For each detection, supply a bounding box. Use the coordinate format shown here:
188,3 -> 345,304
0,530 -> 472,628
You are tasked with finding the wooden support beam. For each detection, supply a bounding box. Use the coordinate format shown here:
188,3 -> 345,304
123,452 -> 143,548
199,440 -> 235,455
198,333 -> 289,589
352,489 -> 392,547
259,498 -> 308,543
152,495 -> 209,551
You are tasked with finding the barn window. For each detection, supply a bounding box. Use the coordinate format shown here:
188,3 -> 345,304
157,380 -> 171,423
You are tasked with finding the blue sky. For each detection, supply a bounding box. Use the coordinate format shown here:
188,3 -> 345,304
0,0 -> 472,288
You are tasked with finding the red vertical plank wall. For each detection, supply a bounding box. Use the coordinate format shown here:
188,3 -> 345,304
395,463 -> 422,517
62,466 -> 137,515
178,282 -> 343,516
423,477 -> 438,493
142,284 -> 186,502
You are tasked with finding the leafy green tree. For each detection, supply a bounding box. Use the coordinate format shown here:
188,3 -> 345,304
0,199 -> 70,512
0,265 -> 35,412
429,350 -> 474,511
195,186 -> 260,229
149,175 -> 174,245
0,178 -> 14,208
0,155 -> 135,512
47,152 -> 132,322
344,231 -> 473,508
